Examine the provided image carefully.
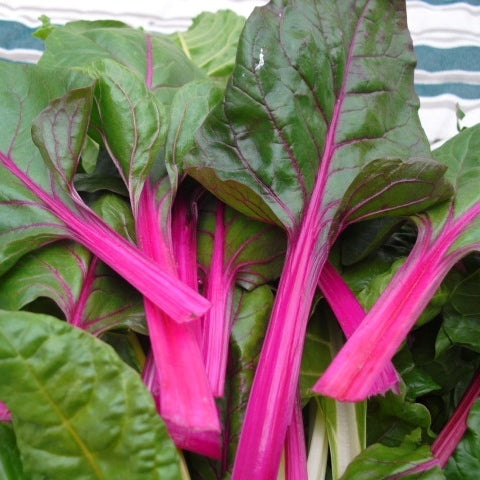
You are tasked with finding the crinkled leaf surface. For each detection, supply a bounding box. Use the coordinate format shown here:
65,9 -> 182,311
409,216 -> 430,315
185,0 -> 448,233
170,10 -> 246,80
38,21 -> 206,104
0,310 -> 182,480
367,391 -> 434,448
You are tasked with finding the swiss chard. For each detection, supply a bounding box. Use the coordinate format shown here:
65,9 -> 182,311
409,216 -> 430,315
315,123 -> 480,401
2,2 -> 480,479
185,0 -> 451,476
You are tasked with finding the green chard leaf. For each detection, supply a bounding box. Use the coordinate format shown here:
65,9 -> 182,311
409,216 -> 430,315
0,240 -> 145,335
339,429 -> 445,480
0,62 -> 206,322
0,311 -> 182,480
38,21 -> 206,105
436,263 -> 480,354
170,10 -> 246,80
0,63 -> 92,273
0,422 -> 32,480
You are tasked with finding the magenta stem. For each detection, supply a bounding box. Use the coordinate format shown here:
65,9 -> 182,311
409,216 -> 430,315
202,202 -> 236,397
284,390 -> 308,480
432,370 -> 480,467
314,216 -> 463,401
137,181 -> 221,458
318,261 -> 401,396
0,150 -> 210,322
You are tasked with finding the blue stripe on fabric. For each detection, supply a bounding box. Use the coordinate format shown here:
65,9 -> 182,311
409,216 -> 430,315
0,20 -> 44,50
413,0 -> 480,5
415,46 -> 480,73
415,82 -> 480,98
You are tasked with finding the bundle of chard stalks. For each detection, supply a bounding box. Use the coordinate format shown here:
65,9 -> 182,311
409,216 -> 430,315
0,1 -> 479,479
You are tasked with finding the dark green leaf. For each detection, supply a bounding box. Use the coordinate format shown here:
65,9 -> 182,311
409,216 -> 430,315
340,217 -> 405,266
340,430 -> 444,480
444,400 -> 480,479
75,148 -> 128,197
0,240 -> 145,335
85,59 -> 167,209
437,266 -> 480,354
367,391 -> 434,447
186,0 -> 447,232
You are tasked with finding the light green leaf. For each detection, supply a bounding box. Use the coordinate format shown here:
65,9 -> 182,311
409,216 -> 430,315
0,311 -> 181,480
0,422 -> 32,480
170,10 -> 246,80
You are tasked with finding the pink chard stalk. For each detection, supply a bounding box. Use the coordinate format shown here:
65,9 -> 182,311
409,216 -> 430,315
318,261 -> 401,396
185,1 -> 450,477
83,32 -> 233,456
136,180 -> 221,458
0,402 -> 11,422
197,196 -> 285,397
315,124 -> 480,401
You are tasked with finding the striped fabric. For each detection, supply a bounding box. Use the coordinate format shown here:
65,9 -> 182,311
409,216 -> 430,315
0,0 -> 479,147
